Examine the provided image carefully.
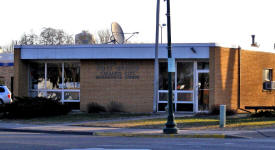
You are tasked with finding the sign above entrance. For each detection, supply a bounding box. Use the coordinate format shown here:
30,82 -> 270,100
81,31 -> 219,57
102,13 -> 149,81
168,58 -> 175,72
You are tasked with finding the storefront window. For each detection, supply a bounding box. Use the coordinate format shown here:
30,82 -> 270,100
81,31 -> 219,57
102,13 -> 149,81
64,63 -> 80,89
28,61 -> 80,103
64,92 -> 80,100
177,93 -> 193,101
47,63 -> 62,89
177,62 -> 193,90
47,91 -> 62,100
197,62 -> 209,70
29,62 -> 45,89
159,62 -> 175,90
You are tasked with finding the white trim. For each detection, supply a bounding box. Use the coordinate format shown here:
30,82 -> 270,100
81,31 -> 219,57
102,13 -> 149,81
19,43 -> 212,60
28,61 -> 80,102
61,100 -> 80,103
194,61 -> 198,112
44,62 -> 47,90
15,43 -> 216,49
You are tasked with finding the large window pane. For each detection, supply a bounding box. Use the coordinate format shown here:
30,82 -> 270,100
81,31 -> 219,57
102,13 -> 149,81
198,73 -> 209,111
177,93 -> 193,101
197,62 -> 209,70
159,92 -> 175,101
64,92 -> 80,100
176,104 -> 193,111
158,103 -> 167,111
47,91 -> 61,100
64,63 -> 80,89
47,63 -> 62,89
177,62 -> 193,90
29,62 -> 45,89
159,62 -> 175,90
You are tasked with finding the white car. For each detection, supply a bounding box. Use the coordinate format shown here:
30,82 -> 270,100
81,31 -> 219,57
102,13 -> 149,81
0,85 -> 13,105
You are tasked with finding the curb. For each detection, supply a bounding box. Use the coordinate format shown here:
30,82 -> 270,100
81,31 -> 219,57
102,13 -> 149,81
0,128 -> 245,139
0,128 -> 94,135
94,132 -> 244,139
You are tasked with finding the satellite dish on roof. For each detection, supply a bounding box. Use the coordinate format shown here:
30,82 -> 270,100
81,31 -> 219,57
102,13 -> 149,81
111,22 -> 125,44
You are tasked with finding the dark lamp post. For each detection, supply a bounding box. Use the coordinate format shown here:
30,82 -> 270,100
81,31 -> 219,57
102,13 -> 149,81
163,0 -> 178,134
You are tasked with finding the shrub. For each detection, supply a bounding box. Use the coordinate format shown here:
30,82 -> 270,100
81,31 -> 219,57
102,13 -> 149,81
210,105 -> 237,116
3,96 -> 71,119
251,110 -> 275,117
107,101 -> 125,113
87,102 -> 106,113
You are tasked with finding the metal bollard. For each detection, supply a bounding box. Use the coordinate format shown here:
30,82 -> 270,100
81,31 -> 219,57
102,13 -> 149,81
220,105 -> 226,128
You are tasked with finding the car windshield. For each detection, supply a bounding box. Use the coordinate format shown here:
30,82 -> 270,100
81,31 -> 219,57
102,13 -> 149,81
0,87 -> 5,92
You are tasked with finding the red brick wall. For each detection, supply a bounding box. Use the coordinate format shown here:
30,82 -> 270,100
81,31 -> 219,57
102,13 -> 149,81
0,66 -> 13,89
240,50 -> 275,108
210,47 -> 275,111
80,59 -> 154,113
209,47 -> 239,110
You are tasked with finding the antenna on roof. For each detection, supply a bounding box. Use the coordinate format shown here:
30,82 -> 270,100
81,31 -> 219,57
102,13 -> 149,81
111,22 -> 125,44
251,35 -> 259,47
110,22 -> 139,44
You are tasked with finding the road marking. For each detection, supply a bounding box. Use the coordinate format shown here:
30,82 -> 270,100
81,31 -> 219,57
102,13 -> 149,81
224,143 -> 233,145
64,148 -> 151,150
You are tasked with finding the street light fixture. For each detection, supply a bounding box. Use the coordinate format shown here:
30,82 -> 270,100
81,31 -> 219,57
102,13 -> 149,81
160,24 -> 166,44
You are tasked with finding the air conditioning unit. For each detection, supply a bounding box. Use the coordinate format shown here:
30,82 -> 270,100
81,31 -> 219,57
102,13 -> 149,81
263,81 -> 275,90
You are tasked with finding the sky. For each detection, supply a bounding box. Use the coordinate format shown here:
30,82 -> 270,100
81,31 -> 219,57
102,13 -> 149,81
1,0 -> 275,51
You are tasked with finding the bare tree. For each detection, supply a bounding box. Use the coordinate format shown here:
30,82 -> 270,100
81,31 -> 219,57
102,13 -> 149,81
19,32 -> 38,45
97,29 -> 111,44
40,27 -> 74,45
1,40 -> 17,53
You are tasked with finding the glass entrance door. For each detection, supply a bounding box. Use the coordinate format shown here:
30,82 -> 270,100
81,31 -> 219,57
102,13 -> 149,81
196,72 -> 209,112
157,61 -> 210,112
158,61 -> 194,112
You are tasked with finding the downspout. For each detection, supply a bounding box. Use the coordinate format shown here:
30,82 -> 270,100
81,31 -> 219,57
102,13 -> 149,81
238,46 -> 241,108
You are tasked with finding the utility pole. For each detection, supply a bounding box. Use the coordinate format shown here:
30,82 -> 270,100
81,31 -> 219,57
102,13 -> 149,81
153,0 -> 160,112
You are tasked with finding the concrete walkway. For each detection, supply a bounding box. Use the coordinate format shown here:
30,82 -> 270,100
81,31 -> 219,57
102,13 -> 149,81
0,120 -> 275,139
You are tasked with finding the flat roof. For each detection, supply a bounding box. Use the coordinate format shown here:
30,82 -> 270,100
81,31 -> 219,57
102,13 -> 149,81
15,43 -> 215,60
14,43 -> 216,49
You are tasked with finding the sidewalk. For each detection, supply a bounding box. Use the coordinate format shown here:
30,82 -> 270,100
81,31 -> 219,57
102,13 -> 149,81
1,121 -> 275,139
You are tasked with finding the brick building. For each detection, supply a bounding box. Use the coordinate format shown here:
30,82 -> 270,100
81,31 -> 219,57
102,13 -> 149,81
0,53 -> 14,90
13,44 -> 275,113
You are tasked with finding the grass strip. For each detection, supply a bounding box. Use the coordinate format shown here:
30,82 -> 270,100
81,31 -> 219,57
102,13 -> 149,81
79,116 -> 275,130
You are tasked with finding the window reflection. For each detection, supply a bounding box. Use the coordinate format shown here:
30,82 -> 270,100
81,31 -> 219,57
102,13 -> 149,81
29,62 -> 45,89
159,62 -> 175,90
29,62 -> 80,102
198,73 -> 209,111
47,63 -> 62,89
47,91 -> 62,100
64,63 -> 80,89
177,62 -> 193,90
197,62 -> 209,70
64,92 -> 80,100
177,93 -> 192,101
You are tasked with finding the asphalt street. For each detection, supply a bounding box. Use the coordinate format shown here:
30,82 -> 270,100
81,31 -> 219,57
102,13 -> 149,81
1,131 -> 275,150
